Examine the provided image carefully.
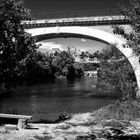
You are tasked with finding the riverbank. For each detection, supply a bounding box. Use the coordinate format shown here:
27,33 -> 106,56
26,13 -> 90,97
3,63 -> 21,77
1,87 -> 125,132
0,100 -> 140,140
0,113 -> 140,140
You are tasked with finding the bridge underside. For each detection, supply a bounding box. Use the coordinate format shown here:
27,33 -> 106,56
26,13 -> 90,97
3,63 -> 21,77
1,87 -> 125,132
35,33 -> 110,45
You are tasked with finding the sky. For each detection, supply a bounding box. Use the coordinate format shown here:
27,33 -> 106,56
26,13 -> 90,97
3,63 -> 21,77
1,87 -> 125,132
37,38 -> 107,53
24,0 -> 131,19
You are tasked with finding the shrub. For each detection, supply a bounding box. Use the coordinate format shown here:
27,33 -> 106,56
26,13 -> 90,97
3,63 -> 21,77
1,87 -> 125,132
94,100 -> 140,121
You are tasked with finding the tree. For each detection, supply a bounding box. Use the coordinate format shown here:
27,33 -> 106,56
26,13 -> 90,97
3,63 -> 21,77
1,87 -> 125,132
0,0 -> 38,84
108,0 -> 140,99
113,0 -> 140,56
98,45 -> 125,61
51,50 -> 84,80
98,44 -> 136,100
20,52 -> 52,82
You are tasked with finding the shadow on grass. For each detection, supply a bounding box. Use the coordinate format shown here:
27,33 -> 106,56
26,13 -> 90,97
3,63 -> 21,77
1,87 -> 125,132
34,136 -> 52,140
32,113 -> 71,124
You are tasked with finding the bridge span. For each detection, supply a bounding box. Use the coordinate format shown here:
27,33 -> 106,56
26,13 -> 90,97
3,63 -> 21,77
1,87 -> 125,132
24,15 -> 140,97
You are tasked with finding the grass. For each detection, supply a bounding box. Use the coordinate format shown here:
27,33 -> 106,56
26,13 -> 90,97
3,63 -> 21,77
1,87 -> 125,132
93,99 -> 140,122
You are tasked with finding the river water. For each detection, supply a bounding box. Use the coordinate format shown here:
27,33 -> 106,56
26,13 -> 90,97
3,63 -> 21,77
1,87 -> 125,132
0,77 -> 115,121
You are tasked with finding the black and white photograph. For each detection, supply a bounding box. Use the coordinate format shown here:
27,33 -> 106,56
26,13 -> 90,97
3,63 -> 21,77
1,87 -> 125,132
0,0 -> 140,139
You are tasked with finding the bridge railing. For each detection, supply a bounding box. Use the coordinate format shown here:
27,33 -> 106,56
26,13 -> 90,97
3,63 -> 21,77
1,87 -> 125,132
22,15 -> 129,26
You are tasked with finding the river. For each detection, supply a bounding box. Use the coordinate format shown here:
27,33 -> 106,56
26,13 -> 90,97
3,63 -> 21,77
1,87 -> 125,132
0,77 -> 115,121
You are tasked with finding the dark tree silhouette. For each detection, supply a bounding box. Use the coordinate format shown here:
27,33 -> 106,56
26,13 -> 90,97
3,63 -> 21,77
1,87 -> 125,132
0,0 -> 38,83
113,0 -> 140,56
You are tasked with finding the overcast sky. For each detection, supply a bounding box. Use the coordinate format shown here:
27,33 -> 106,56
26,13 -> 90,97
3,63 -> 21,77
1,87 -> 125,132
24,0 -> 130,18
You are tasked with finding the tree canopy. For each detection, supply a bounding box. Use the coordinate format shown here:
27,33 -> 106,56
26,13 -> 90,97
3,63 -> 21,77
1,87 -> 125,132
113,0 -> 140,56
98,0 -> 140,100
0,0 -> 38,83
98,44 -> 136,100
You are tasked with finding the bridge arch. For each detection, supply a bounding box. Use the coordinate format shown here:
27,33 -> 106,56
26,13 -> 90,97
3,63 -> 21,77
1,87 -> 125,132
26,26 -> 140,97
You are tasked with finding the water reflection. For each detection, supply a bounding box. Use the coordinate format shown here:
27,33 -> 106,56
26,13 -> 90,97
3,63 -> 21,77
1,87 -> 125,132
0,77 -> 115,120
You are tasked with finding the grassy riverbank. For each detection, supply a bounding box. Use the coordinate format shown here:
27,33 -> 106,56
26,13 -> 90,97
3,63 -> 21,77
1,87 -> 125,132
93,99 -> 140,121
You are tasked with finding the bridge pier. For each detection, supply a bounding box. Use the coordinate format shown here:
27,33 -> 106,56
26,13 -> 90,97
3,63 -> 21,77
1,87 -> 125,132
127,54 -> 140,98
134,69 -> 140,97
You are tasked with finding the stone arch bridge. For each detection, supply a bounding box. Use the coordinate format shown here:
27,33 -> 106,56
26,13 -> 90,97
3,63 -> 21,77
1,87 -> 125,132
23,15 -> 140,97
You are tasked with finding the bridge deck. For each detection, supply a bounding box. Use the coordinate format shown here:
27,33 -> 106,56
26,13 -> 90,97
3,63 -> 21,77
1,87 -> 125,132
23,15 -> 129,29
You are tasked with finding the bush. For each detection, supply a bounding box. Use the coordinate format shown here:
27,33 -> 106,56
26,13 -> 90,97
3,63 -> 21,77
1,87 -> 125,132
94,100 -> 140,121
98,44 -> 137,100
